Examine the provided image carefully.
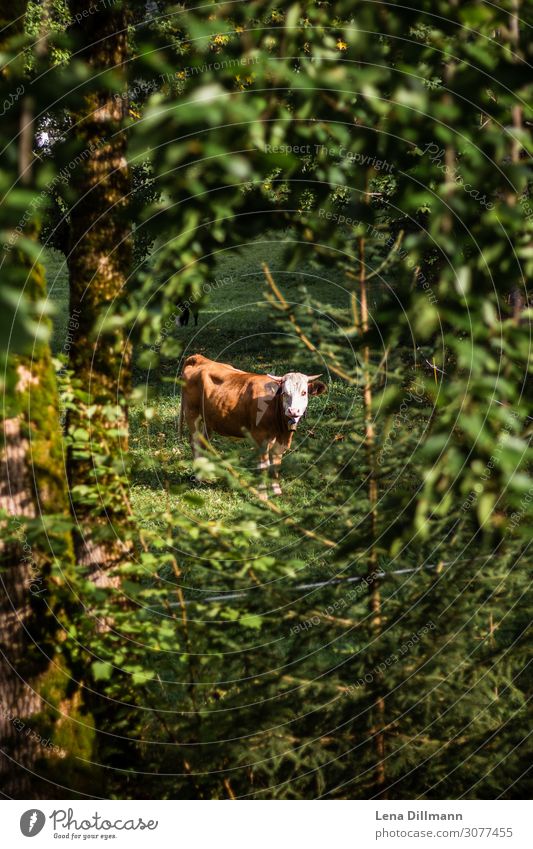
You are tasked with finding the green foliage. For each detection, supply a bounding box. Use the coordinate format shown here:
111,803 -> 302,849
2,0 -> 531,800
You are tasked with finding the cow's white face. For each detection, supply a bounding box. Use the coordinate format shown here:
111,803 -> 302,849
280,373 -> 310,427
268,371 -> 326,431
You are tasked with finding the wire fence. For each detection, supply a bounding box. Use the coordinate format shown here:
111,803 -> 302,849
163,556 -> 499,608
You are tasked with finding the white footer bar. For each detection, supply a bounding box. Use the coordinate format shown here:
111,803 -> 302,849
5,800 -> 530,848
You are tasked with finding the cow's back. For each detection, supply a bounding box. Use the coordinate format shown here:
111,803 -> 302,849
181,355 -> 278,439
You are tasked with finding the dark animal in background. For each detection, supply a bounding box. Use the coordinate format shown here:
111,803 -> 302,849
177,301 -> 199,327
508,287 -> 527,322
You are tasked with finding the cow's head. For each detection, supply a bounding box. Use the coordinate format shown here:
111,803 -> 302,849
267,371 -> 327,431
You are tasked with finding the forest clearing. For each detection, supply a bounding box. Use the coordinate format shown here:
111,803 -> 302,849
0,0 -> 531,810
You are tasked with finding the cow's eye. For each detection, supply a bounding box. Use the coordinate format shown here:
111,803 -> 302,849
301,390 -> 307,396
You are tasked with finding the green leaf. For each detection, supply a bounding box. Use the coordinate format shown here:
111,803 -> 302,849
240,614 -> 262,630
477,493 -> 496,527
131,670 -> 156,685
92,661 -> 113,682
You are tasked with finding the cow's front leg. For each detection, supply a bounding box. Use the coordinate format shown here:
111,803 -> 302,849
257,450 -> 270,501
270,446 -> 284,496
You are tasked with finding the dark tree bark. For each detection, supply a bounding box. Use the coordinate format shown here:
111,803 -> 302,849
66,0 -> 133,582
0,417 -> 46,797
0,0 -> 95,799
0,362 -> 73,797
508,0 -> 528,323
0,0 -> 58,799
62,3 -> 142,787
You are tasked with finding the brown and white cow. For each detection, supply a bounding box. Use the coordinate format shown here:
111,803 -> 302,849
179,354 -> 326,496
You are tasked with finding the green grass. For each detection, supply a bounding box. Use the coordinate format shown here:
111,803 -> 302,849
42,235 -> 368,570
128,237 -> 368,549
42,246 -> 70,355
155,236 -> 352,372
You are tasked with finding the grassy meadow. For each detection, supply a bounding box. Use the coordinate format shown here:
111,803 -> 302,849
44,238 -> 376,570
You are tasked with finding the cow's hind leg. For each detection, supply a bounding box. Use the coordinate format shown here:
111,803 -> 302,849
184,407 -> 210,478
190,415 -> 211,460
187,418 -> 212,485
271,445 -> 284,496
257,449 -> 270,501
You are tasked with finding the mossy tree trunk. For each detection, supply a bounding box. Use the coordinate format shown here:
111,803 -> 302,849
0,1 -> 87,798
66,0 -> 133,583
0,278 -> 79,798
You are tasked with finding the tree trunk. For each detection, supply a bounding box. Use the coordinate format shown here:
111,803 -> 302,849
0,0 -> 56,799
66,0 -> 132,583
0,163 -> 72,801
0,0 -> 96,799
358,214 -> 386,796
0,416 -> 45,797
0,353 -> 74,796
508,0 -> 526,323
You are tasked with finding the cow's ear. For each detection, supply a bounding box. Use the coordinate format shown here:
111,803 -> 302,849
308,380 -> 327,396
267,374 -> 283,383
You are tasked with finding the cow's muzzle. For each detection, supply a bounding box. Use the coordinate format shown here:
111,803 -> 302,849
287,417 -> 299,431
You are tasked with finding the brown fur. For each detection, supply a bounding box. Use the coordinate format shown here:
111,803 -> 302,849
180,354 -> 326,493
